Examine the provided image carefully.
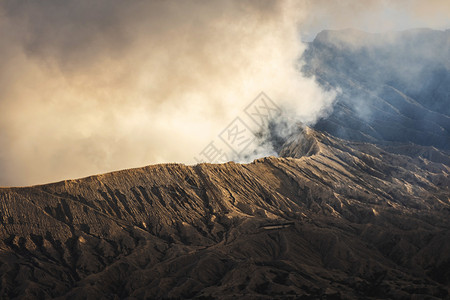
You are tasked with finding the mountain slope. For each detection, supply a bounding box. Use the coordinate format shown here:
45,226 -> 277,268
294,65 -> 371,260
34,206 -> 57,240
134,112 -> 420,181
1,126 -> 449,299
1,28 -> 450,299
304,28 -> 450,149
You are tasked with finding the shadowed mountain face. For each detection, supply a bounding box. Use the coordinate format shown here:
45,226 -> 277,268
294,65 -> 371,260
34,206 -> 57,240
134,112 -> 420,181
304,28 -> 450,149
0,126 -> 449,299
0,29 -> 450,299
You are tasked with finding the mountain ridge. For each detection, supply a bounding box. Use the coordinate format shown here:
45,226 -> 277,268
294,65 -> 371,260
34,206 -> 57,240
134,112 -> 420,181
1,28 -> 450,299
1,125 -> 449,299
305,28 -> 450,149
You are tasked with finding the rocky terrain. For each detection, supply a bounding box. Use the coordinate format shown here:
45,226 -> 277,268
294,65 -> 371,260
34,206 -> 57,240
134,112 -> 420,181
0,29 -> 449,299
0,125 -> 449,299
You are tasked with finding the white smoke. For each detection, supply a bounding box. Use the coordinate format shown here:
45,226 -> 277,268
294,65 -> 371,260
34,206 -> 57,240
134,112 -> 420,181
0,0 -> 448,186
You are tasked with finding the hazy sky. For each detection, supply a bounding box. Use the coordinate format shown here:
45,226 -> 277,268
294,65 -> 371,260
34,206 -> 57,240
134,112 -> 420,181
0,0 -> 449,186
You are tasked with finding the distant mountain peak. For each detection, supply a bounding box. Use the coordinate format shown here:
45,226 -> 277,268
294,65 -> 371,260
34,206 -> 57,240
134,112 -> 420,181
304,27 -> 450,150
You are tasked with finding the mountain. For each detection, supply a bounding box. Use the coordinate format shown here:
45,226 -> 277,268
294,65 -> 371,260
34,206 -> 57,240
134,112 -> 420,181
0,125 -> 449,299
0,29 -> 449,299
304,28 -> 450,149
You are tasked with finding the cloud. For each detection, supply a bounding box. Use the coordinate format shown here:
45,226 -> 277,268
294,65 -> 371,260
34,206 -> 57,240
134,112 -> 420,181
0,0 -> 448,186
301,0 -> 450,40
0,0 -> 336,186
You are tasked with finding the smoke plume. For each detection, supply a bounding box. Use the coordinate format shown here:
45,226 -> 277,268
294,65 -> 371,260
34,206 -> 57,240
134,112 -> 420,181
0,0 -> 449,186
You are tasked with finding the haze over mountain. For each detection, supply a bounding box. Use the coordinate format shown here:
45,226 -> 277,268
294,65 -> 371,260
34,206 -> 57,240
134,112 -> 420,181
0,28 -> 449,299
305,28 -> 450,149
3,0 -> 450,187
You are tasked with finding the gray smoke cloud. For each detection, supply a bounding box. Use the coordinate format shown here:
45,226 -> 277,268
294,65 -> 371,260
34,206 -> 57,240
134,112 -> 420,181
0,0 -> 449,186
303,26 -> 450,150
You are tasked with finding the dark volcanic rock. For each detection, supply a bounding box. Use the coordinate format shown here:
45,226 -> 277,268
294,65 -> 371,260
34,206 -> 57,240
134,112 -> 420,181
0,126 -> 449,299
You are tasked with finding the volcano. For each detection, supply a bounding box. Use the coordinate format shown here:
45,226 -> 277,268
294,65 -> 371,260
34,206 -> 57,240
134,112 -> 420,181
0,29 -> 449,299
